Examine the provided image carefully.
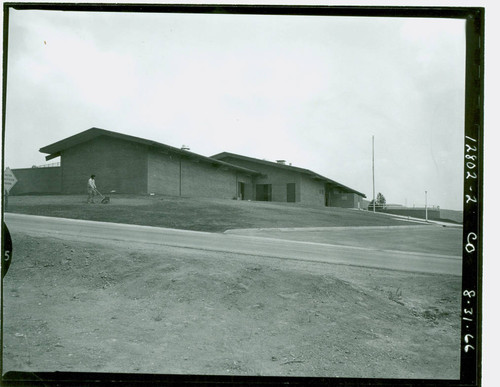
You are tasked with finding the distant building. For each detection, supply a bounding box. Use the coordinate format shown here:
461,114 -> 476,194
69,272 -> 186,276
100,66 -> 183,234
10,127 -> 366,208
211,152 -> 366,207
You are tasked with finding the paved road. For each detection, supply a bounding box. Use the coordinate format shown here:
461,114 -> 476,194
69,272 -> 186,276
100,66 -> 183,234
4,213 -> 462,275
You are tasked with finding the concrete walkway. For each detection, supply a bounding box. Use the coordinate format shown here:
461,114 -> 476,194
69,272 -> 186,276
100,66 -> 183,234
224,222 -> 461,235
355,210 -> 463,228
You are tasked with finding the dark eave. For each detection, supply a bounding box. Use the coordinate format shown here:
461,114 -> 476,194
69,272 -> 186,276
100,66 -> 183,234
45,152 -> 61,161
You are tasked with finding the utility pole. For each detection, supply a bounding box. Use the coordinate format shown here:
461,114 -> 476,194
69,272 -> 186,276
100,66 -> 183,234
372,136 -> 375,213
425,190 -> 428,222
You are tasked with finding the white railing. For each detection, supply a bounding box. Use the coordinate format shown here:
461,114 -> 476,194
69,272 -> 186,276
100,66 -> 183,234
32,162 -> 60,168
384,204 -> 440,210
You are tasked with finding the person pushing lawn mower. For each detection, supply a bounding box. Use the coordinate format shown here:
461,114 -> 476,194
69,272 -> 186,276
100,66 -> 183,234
87,174 -> 110,204
87,174 -> 97,203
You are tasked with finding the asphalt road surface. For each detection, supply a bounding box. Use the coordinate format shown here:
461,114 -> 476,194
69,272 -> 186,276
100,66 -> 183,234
4,213 -> 462,275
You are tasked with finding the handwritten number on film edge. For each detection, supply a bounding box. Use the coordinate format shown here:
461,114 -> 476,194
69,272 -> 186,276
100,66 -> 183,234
462,289 -> 476,343
465,232 -> 477,253
462,135 -> 478,358
464,334 -> 475,352
465,195 -> 477,204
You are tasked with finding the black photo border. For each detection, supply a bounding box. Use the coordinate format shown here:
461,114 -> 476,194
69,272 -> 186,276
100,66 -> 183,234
1,3 -> 484,387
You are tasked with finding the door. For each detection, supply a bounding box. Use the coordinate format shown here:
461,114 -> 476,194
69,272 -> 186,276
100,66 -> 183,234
286,183 -> 296,203
256,184 -> 272,201
238,182 -> 245,200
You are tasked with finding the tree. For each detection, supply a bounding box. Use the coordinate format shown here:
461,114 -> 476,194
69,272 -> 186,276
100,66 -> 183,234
376,192 -> 386,208
368,192 -> 387,211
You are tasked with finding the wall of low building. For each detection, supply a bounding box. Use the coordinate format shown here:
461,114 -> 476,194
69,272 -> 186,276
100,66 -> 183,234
148,152 -> 245,199
361,199 -> 371,210
299,177 -> 326,206
236,173 -> 254,200
328,190 -> 363,208
255,168 -> 301,203
213,156 -> 302,203
61,136 -> 148,194
147,151 -> 181,196
355,194 -> 365,209
215,156 -> 365,208
352,193 -> 364,209
9,167 -> 62,195
179,159 -> 240,199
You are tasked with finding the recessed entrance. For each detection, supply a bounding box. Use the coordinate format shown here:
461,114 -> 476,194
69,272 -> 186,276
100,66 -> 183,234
286,183 -> 296,203
238,182 -> 245,200
256,184 -> 272,201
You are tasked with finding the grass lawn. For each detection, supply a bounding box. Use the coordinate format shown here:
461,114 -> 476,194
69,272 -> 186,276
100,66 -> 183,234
5,194 -> 425,232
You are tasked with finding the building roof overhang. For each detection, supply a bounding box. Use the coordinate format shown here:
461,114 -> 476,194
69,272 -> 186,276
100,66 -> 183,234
211,151 -> 366,198
39,128 -> 262,176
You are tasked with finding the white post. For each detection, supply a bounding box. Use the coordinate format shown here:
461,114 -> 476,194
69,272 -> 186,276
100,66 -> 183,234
425,190 -> 428,222
372,136 -> 375,213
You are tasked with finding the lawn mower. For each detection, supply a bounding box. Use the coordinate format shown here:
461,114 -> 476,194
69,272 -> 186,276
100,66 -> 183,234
95,189 -> 110,204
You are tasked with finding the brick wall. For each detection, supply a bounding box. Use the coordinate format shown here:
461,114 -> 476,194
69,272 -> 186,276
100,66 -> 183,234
215,157 -> 302,203
61,136 -> 148,194
148,151 -> 248,199
235,174 -> 254,200
353,193 -> 364,209
255,168 -> 301,202
147,151 -> 181,196
299,176 -> 325,206
9,167 -> 62,195
328,191 -> 361,208
180,159 -> 240,199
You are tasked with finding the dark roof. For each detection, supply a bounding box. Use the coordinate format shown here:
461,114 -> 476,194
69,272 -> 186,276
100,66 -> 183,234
211,152 -> 366,197
39,128 -> 261,175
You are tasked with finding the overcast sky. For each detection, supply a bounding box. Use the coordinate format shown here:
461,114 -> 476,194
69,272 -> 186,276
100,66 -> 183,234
4,8 -> 466,210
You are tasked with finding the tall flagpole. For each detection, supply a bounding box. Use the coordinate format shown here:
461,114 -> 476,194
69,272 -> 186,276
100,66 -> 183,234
372,135 -> 375,213
425,190 -> 428,222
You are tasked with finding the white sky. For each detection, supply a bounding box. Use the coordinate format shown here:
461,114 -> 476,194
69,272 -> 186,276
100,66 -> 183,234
4,8 -> 466,210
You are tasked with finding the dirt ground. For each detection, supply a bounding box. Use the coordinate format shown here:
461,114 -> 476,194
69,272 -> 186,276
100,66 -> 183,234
3,230 -> 461,379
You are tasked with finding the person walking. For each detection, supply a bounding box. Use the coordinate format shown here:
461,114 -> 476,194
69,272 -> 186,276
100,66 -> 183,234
87,174 -> 97,203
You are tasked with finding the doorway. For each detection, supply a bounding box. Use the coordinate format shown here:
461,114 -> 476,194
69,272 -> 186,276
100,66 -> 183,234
286,183 -> 296,203
238,182 -> 245,200
256,184 -> 272,201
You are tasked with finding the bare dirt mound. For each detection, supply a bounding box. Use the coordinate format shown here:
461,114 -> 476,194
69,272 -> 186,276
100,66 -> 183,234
3,232 -> 461,378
